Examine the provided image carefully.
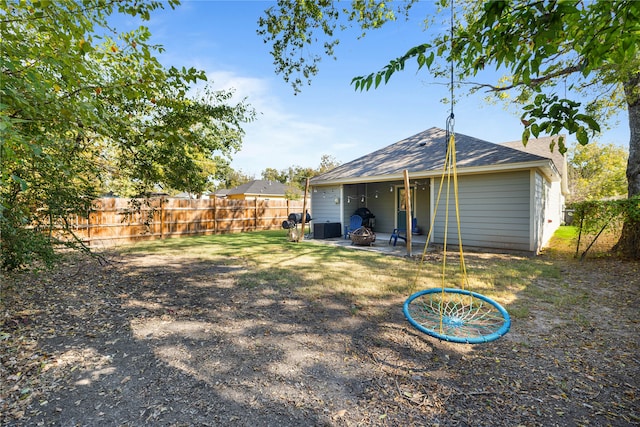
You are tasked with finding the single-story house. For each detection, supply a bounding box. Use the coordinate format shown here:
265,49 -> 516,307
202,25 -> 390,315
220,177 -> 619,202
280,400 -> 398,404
212,188 -> 231,199
220,179 -> 297,201
174,191 -> 215,199
309,127 -> 569,253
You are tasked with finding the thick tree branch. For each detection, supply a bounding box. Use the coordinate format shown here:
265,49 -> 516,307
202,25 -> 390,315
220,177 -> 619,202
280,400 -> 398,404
464,63 -> 586,93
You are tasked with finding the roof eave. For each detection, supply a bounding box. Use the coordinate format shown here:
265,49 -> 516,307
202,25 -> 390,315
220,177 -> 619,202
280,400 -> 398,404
310,174 -> 406,186
310,160 -> 560,187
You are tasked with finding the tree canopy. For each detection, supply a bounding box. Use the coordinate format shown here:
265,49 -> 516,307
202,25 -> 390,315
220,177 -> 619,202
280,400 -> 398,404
260,154 -> 341,190
1,0 -> 254,269
567,142 -> 628,203
259,0 -> 640,258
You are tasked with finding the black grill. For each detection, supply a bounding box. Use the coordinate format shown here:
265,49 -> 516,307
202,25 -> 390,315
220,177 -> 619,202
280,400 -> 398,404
282,211 -> 311,229
353,207 -> 375,228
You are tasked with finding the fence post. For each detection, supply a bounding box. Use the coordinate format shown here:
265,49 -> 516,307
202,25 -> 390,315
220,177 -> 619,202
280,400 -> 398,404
213,197 -> 218,235
255,198 -> 258,231
160,198 -> 165,239
87,209 -> 92,247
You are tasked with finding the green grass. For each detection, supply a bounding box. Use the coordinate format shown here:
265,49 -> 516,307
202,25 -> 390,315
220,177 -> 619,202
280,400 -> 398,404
553,225 -> 579,240
542,226 -> 579,259
122,230 -> 419,303
545,225 -> 619,259
117,230 -> 569,320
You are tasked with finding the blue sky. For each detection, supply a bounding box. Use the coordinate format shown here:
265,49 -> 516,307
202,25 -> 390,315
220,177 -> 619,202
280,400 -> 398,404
114,0 -> 629,177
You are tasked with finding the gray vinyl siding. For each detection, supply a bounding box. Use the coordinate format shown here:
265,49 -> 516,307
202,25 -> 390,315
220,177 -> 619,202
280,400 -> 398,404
310,186 -> 342,223
359,184 -> 394,232
432,171 -> 531,251
362,181 -> 402,233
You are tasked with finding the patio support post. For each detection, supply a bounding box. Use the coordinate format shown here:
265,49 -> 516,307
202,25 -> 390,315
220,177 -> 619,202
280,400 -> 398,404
300,178 -> 310,240
403,169 -> 412,257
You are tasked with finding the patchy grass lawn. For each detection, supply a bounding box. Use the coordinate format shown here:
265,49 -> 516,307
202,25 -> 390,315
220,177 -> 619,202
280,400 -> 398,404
119,230 -> 562,319
1,229 -> 638,426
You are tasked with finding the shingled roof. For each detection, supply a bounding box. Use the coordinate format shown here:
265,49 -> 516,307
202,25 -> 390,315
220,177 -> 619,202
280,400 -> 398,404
500,135 -> 566,176
311,127 -> 560,185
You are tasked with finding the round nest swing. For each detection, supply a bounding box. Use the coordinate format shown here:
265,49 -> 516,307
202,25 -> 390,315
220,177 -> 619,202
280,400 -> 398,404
403,288 -> 511,344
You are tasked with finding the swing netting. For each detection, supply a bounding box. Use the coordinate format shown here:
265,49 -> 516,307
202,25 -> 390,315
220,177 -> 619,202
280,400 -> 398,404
403,288 -> 511,344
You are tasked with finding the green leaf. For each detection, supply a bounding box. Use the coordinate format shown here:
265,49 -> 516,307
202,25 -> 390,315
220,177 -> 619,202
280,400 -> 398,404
576,114 -> 601,132
425,51 -> 434,68
522,127 -> 530,145
531,123 -> 540,138
11,174 -> 28,191
576,127 -> 588,145
384,68 -> 393,84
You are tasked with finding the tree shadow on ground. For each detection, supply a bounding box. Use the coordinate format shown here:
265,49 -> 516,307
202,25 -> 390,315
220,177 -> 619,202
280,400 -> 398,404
2,253 -> 440,425
2,246 -> 638,426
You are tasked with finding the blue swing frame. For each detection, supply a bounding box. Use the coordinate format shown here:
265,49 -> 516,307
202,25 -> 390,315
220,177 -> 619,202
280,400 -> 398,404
403,288 -> 511,344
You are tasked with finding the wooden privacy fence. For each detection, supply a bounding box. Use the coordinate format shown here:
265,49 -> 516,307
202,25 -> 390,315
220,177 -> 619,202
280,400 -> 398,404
70,197 -> 307,246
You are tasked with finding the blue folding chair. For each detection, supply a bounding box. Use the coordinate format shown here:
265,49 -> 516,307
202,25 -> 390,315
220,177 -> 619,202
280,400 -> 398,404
390,218 -> 419,246
389,227 -> 407,246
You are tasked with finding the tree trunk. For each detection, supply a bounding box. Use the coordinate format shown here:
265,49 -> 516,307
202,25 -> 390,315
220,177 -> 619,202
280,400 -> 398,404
612,72 -> 640,258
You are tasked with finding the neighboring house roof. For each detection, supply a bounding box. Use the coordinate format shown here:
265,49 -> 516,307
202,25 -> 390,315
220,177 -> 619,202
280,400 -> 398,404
173,192 -> 194,199
226,179 -> 291,197
501,135 -> 569,195
310,127 -> 560,185
172,191 -> 215,199
500,135 -> 566,177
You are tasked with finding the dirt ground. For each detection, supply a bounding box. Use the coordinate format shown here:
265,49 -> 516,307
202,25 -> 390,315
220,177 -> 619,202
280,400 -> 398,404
1,248 -> 639,426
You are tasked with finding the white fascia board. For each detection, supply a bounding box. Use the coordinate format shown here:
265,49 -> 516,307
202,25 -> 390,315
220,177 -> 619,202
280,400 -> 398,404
454,160 -> 559,182
311,174 -> 405,186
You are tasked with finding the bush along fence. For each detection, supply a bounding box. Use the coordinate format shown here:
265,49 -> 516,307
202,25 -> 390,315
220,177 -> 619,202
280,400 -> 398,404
572,196 -> 640,259
67,197 -> 307,247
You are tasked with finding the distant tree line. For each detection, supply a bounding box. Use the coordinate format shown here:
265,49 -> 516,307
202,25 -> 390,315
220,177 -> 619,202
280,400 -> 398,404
220,154 -> 341,196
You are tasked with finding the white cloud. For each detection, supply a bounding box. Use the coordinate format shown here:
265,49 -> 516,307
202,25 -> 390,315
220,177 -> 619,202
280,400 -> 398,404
236,112 -> 336,176
193,70 -> 339,176
204,71 -> 270,106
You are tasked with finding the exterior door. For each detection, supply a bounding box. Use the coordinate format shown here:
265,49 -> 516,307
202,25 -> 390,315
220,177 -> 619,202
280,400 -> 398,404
396,187 -> 415,229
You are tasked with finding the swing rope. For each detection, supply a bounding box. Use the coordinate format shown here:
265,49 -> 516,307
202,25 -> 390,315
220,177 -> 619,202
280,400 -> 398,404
403,0 -> 510,344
